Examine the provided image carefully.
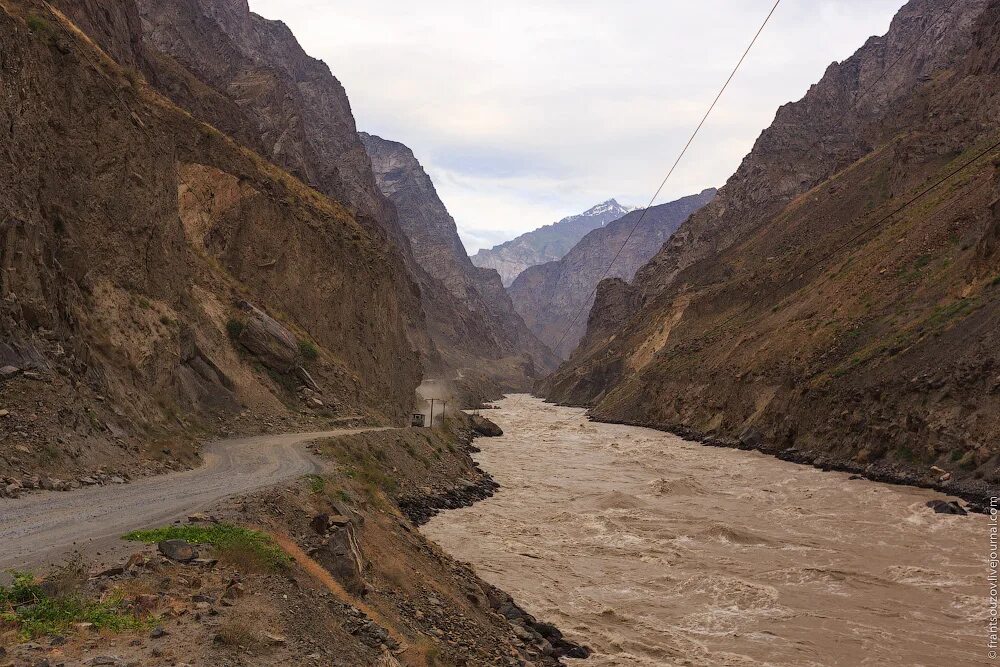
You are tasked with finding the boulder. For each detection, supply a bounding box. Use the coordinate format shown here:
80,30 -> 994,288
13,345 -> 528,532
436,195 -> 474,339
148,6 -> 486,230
157,539 -> 199,562
311,513 -> 352,535
311,525 -> 367,596
926,499 -> 968,516
738,428 -> 763,449
232,301 -> 299,373
471,414 -> 503,437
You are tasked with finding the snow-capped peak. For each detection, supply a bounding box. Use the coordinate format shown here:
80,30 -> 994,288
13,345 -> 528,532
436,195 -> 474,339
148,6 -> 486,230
582,199 -> 625,217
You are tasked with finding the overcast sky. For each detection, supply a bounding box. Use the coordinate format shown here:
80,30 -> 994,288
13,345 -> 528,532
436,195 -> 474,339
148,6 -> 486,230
248,0 -> 906,253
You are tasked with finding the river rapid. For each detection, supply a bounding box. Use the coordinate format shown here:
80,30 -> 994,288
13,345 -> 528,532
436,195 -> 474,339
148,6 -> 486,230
422,395 -> 988,666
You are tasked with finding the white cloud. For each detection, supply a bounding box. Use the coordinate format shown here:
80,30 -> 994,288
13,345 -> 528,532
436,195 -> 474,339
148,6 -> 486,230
249,0 -> 906,253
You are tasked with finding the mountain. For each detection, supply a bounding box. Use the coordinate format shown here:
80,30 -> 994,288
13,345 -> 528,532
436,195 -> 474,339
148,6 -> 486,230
360,132 -> 558,392
0,0 -> 560,485
509,189 -> 716,358
134,0 -> 554,398
471,199 -> 634,286
541,0 -> 1000,501
1,0 -> 426,484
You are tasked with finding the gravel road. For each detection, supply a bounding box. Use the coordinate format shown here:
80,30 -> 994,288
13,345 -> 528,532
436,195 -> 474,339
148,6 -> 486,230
0,428 -> 387,571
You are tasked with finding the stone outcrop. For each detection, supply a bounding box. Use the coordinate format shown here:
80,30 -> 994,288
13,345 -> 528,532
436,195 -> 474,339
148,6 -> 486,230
231,301 -> 300,373
509,189 -> 715,357
472,200 -> 634,286
542,0 -> 1000,499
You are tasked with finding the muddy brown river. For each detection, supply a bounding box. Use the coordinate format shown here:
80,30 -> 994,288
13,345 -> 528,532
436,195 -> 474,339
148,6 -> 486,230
423,396 -> 988,666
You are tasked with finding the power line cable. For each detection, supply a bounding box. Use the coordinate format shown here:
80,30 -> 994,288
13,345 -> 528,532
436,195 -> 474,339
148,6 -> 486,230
550,0 -> 960,358
550,0 -> 782,355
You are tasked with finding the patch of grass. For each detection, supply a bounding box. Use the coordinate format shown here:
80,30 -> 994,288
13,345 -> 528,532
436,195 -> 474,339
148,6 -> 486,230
297,339 -> 318,361
26,14 -> 49,33
895,446 -> 916,463
123,524 -> 289,572
416,638 -> 450,666
330,444 -> 398,498
0,572 -> 145,640
924,297 -> 979,329
84,407 -> 102,430
226,318 -> 245,340
305,474 -> 326,495
214,599 -> 276,648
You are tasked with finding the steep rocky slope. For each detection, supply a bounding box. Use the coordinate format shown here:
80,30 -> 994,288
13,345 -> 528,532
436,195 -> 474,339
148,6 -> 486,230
134,0 -> 552,396
471,200 -> 634,286
509,189 -> 715,357
543,0 -> 1000,501
0,0 -> 424,482
361,133 -> 557,388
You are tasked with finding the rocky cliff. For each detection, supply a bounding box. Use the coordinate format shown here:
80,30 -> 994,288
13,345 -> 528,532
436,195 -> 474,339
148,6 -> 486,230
361,133 -> 557,384
1,0 -> 425,481
542,0 -> 1000,502
471,200 -> 634,286
133,0 -> 552,398
509,189 -> 715,358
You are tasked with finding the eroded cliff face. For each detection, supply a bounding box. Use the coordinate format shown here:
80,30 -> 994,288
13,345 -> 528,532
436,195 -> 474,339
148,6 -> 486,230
136,0 -> 389,227
131,0 -> 552,397
360,133 -> 558,394
542,0 -> 1000,498
509,190 -> 715,358
0,0 -> 424,479
471,200 -> 634,286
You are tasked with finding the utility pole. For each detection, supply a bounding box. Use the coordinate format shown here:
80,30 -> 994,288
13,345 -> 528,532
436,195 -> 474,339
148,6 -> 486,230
442,401 -> 447,421
428,399 -> 436,428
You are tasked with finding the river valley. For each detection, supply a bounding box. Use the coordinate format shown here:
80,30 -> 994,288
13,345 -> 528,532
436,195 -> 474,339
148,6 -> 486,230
423,396 -> 988,666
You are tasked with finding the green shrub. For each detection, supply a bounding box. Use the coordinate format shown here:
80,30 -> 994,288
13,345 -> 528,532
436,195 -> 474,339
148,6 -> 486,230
305,474 -> 326,494
26,14 -> 49,33
226,318 -> 245,340
0,572 -> 145,639
123,523 -> 289,572
298,339 -> 318,361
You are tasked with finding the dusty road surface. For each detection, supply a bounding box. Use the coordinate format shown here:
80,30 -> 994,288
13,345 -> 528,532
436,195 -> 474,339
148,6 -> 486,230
0,428 -> 388,571
424,396 -> 987,667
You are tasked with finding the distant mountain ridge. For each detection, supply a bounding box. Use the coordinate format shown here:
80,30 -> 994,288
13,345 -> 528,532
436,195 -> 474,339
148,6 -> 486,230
471,199 -> 634,286
540,0 -> 1000,502
508,189 -> 716,358
360,132 -> 558,394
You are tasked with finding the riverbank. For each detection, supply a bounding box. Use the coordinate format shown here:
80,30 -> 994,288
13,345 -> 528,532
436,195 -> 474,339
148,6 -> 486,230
0,413 -> 586,666
582,410 -> 989,513
425,395 -> 987,667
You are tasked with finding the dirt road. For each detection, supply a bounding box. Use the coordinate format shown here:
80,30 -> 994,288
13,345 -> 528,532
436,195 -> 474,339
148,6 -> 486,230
0,428 -> 387,571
